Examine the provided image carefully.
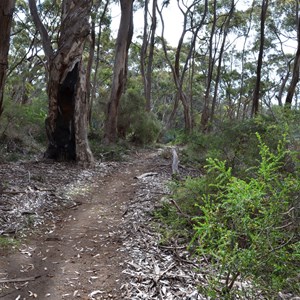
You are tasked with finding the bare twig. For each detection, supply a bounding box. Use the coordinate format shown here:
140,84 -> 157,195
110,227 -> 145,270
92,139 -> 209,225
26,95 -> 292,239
170,199 -> 194,226
0,275 -> 41,283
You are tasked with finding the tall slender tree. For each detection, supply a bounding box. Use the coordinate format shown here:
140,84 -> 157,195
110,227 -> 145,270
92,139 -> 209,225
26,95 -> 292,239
158,0 -> 207,132
285,0 -> 300,107
210,0 -> 235,126
251,0 -> 268,116
201,0 -> 217,131
104,0 -> 134,143
89,0 -> 110,127
0,0 -> 15,118
141,0 -> 157,112
29,0 -> 94,165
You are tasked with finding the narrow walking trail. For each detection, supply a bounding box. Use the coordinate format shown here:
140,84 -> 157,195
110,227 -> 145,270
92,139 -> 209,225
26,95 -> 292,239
0,150 -> 163,300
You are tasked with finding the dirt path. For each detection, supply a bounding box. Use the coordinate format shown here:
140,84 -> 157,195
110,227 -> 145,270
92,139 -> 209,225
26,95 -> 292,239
0,150 -> 162,300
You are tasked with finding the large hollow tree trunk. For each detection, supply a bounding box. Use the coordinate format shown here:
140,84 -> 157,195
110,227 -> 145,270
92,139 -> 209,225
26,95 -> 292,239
104,0 -> 133,144
29,0 -> 94,165
0,0 -> 15,118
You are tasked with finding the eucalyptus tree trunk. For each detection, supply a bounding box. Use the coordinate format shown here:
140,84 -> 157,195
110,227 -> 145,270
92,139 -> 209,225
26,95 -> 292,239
89,0 -> 109,128
141,0 -> 157,112
158,0 -> 207,132
104,0 -> 133,144
251,0 -> 268,116
201,0 -> 216,132
29,0 -> 94,165
210,0 -> 235,126
0,0 -> 15,118
285,1 -> 300,107
237,0 -> 254,119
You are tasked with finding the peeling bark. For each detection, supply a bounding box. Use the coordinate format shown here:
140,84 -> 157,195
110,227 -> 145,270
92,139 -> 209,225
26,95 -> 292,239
29,0 -> 94,165
104,0 -> 134,144
0,0 -> 15,118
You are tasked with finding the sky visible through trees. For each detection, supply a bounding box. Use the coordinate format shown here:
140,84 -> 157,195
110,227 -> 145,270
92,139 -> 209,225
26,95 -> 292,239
1,0 -> 300,150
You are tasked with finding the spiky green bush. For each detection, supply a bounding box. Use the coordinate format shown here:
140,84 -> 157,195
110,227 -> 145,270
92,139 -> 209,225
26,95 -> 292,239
156,132 -> 300,298
190,133 -> 300,298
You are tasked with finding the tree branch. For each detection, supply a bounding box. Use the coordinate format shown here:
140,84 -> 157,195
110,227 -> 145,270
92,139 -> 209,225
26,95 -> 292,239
28,0 -> 53,61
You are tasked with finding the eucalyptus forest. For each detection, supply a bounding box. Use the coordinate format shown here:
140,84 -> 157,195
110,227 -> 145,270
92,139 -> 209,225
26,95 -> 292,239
0,0 -> 299,299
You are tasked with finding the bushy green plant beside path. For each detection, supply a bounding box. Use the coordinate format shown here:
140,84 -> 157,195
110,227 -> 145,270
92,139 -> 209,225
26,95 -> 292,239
158,133 -> 299,299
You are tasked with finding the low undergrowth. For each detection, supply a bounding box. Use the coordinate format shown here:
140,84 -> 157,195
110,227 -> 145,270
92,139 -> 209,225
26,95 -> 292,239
0,236 -> 20,250
155,132 -> 300,299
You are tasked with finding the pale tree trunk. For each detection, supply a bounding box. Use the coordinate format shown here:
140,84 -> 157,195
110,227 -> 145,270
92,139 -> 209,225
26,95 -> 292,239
237,0 -> 254,119
201,0 -> 216,132
285,0 -> 300,107
157,0 -> 207,132
104,0 -> 133,144
210,0 -> 234,127
277,58 -> 292,106
29,0 -> 94,165
86,17 -> 96,128
0,0 -> 15,118
141,0 -> 157,112
140,0 -> 149,109
90,0 -> 109,127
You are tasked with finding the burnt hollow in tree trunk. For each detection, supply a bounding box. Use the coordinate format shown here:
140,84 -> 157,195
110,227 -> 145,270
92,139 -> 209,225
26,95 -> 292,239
45,63 -> 79,161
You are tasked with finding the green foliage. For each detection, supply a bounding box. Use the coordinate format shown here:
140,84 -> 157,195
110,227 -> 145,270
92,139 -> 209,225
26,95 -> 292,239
190,134 -> 300,298
131,112 -> 161,145
89,135 -> 130,161
156,132 -> 299,298
118,88 -> 161,145
0,236 -> 19,250
0,98 -> 47,161
180,112 -> 300,178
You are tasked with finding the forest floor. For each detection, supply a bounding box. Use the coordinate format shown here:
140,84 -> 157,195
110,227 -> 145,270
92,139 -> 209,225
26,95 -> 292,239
0,148 -> 204,300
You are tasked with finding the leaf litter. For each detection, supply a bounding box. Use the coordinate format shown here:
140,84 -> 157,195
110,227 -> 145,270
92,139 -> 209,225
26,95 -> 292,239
0,150 -> 298,300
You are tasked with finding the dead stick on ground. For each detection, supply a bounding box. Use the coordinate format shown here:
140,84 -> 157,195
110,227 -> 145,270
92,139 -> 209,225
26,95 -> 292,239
170,199 -> 194,226
0,275 -> 41,283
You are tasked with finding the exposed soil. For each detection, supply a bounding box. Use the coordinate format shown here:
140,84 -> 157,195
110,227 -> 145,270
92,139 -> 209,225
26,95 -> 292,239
1,149 -> 298,300
0,149 -> 171,300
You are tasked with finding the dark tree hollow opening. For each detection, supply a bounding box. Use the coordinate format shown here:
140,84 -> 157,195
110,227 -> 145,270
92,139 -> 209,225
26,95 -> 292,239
45,63 -> 79,161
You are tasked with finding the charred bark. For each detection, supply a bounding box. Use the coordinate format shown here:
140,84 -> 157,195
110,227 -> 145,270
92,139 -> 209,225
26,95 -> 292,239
45,63 -> 78,160
29,0 -> 94,165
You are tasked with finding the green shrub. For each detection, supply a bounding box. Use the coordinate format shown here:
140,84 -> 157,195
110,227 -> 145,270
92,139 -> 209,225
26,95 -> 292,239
89,135 -> 130,161
0,236 -> 19,250
0,98 -> 47,160
118,88 -> 161,145
181,113 -> 300,178
130,111 -> 161,145
191,133 -> 300,298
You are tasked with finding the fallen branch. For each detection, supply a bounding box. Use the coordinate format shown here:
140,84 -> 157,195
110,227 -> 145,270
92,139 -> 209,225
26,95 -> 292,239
0,275 -> 41,283
170,199 -> 194,226
135,172 -> 158,179
1,190 -> 27,195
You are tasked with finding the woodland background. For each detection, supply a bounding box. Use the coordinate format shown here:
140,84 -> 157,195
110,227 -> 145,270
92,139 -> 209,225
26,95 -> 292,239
0,0 -> 299,299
